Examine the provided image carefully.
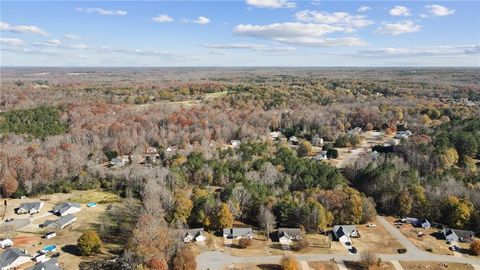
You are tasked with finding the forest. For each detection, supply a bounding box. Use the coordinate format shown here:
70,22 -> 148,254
0,67 -> 479,269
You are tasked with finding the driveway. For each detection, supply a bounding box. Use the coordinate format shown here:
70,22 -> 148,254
197,216 -> 480,270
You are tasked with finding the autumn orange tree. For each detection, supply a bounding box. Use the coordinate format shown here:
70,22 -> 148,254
173,246 -> 196,270
280,254 -> 300,270
471,240 -> 480,256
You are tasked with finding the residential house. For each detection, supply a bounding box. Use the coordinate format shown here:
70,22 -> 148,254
395,130 -> 413,140
27,258 -> 62,270
16,202 -> 44,214
230,140 -> 241,148
405,218 -> 431,229
46,214 -> 77,229
223,228 -> 253,239
52,202 -> 81,216
277,228 -> 302,244
313,151 -> 328,161
311,135 -> 323,146
332,225 -> 359,243
109,155 -> 129,167
0,248 -> 32,270
443,228 -> 475,243
348,127 -> 362,135
288,136 -> 299,145
183,228 -> 206,243
270,131 -> 282,141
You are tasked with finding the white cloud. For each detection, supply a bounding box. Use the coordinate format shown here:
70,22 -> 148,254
357,6 -> 371,13
0,37 -> 24,46
203,43 -> 295,52
426,5 -> 455,16
152,14 -> 174,23
192,16 -> 210,25
246,0 -> 296,9
0,21 -> 48,36
63,34 -> 82,40
68,44 -> 89,49
420,14 -> 428,18
234,22 -> 365,46
376,20 -> 421,35
389,5 -> 411,16
76,8 -> 127,16
295,10 -> 373,29
32,39 -> 62,47
357,45 -> 480,57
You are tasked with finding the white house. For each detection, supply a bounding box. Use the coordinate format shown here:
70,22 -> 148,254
183,228 -> 206,243
52,202 -> 81,216
278,228 -> 302,245
332,225 -> 359,243
47,214 -> 77,229
223,228 -> 253,239
313,151 -> 328,161
230,140 -> 241,148
270,131 -> 282,140
288,136 -> 299,145
0,248 -> 32,270
16,202 -> 44,214
0,240 -> 12,249
443,228 -> 475,243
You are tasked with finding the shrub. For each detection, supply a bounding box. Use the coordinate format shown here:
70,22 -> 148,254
471,240 -> 480,256
77,230 -> 102,256
238,238 -> 252,249
280,254 -> 300,270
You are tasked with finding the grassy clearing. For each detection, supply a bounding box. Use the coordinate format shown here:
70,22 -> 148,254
70,190 -> 120,204
400,261 -> 474,270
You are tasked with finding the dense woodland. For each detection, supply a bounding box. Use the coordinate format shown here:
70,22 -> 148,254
0,67 -> 479,270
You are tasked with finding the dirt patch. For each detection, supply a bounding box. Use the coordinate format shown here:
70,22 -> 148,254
400,261 -> 474,270
308,261 -> 339,270
344,261 -> 394,270
13,235 -> 38,246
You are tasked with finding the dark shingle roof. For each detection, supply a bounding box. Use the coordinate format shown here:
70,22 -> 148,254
0,248 -> 30,268
27,258 -> 62,270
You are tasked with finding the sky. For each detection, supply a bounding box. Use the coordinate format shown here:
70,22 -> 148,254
1,0 -> 479,66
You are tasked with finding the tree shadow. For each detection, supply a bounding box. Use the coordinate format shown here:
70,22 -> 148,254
62,244 -> 82,256
257,264 -> 281,270
430,231 -> 444,240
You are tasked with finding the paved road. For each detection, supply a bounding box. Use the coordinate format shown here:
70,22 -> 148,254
197,216 -> 480,270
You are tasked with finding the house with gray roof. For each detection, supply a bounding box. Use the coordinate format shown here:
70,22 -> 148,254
332,225 -> 359,243
27,258 -> 62,270
0,248 -> 32,270
443,228 -> 475,243
183,228 -> 206,243
52,202 -> 81,216
16,202 -> 44,214
46,214 -> 77,229
223,228 -> 253,239
278,228 -> 302,244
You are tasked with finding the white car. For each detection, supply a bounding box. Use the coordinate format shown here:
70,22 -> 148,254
367,223 -> 376,228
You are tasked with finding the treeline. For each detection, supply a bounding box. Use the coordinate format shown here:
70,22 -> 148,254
0,106 -> 67,139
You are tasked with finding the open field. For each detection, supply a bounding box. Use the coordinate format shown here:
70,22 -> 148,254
352,223 -> 404,254
0,190 -> 125,270
400,261 -> 475,270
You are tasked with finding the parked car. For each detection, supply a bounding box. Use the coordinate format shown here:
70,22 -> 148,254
397,248 -> 407,254
345,242 -> 351,246
367,223 -> 376,228
5,218 -> 14,222
349,247 -> 357,254
52,252 -> 61,258
449,245 -> 459,251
